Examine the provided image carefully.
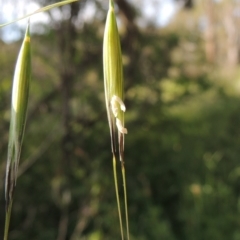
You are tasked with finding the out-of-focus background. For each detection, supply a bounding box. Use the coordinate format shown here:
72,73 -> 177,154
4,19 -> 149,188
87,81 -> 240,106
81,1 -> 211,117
1,0 -> 240,239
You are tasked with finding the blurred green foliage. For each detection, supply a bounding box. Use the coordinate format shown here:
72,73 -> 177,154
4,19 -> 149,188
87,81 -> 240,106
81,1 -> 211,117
1,0 -> 240,239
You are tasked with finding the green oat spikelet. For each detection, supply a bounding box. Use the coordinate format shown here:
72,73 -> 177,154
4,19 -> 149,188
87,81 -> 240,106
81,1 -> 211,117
103,0 -> 127,154
5,22 -> 31,210
103,1 -> 129,239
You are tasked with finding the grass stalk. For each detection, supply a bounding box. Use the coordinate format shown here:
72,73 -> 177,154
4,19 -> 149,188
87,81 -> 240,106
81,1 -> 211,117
121,163 -> 130,240
4,200 -> 13,240
113,154 -> 124,240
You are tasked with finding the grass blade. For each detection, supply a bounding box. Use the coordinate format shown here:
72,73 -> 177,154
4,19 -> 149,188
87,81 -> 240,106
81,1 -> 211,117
0,0 -> 78,28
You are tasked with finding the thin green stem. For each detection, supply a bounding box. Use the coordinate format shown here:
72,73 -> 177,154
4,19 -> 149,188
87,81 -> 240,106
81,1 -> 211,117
113,154 -> 124,240
4,200 -> 13,240
121,163 -> 130,240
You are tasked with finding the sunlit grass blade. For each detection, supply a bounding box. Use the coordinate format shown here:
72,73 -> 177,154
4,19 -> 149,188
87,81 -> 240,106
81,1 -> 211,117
4,23 -> 31,240
0,0 -> 78,28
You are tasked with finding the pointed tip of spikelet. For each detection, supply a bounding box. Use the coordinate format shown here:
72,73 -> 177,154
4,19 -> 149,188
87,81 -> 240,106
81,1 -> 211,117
25,21 -> 30,42
110,0 -> 114,9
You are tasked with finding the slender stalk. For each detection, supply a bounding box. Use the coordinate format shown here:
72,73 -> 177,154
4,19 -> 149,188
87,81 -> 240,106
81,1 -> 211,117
121,163 -> 130,240
113,154 -> 124,240
4,200 -> 13,240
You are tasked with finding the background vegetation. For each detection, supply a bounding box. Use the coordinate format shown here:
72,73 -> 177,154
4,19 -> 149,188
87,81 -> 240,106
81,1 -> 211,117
1,0 -> 240,239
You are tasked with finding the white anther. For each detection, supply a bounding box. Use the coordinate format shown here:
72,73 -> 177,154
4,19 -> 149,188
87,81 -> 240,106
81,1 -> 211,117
116,118 -> 128,134
111,95 -> 126,117
111,99 -> 118,117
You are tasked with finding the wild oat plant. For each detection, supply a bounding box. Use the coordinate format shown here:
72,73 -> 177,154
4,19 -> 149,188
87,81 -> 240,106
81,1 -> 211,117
1,0 -> 130,239
103,1 -> 129,239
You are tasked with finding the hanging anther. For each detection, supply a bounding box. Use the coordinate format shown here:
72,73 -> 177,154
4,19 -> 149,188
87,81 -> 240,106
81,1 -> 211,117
111,95 -> 126,117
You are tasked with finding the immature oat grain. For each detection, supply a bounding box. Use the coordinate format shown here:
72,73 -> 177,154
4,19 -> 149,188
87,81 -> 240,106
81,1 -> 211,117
5,23 -> 31,210
103,0 -> 127,153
